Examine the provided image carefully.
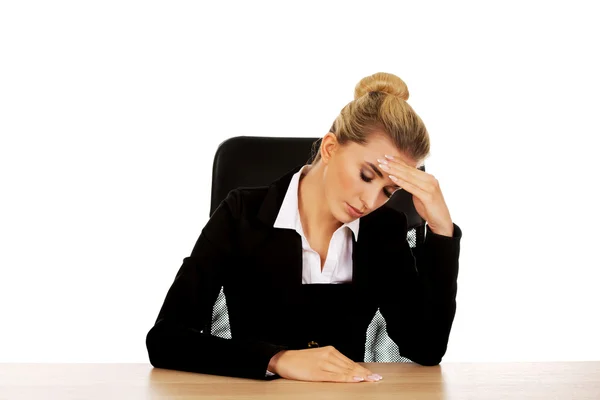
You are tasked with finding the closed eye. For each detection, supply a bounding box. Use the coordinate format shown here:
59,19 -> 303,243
360,171 -> 395,199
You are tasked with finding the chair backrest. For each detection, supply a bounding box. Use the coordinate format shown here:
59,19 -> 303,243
210,136 -> 319,217
211,136 -> 426,231
209,136 -> 425,362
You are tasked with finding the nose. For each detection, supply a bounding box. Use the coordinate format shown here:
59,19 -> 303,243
360,187 -> 381,212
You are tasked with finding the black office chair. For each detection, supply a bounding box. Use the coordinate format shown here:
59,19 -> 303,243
208,136 -> 427,362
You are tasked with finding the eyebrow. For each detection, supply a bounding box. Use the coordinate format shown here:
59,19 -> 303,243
365,162 -> 401,189
366,162 -> 383,178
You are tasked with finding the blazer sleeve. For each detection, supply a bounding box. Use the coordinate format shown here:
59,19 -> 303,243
145,189 -> 287,380
378,221 -> 462,366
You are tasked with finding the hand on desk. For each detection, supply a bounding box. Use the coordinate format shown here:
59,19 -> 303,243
267,346 -> 382,383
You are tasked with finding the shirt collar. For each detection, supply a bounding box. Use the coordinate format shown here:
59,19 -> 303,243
273,165 -> 360,240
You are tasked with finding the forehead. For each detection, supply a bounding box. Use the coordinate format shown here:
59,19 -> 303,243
343,134 -> 418,168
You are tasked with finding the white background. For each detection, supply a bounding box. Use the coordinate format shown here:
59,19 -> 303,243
1,1 -> 599,363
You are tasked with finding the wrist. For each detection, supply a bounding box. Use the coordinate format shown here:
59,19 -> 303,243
268,350 -> 287,374
428,222 -> 454,237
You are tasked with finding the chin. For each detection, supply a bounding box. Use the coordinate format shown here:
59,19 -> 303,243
326,202 -> 346,224
338,215 -> 355,224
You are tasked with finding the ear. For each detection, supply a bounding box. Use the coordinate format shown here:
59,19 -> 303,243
320,132 -> 339,165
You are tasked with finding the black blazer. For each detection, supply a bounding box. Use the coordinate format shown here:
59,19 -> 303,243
146,165 -> 462,380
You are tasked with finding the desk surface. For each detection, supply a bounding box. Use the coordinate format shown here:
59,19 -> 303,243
0,362 -> 599,399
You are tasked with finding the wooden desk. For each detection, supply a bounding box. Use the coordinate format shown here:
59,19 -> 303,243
0,362 -> 598,399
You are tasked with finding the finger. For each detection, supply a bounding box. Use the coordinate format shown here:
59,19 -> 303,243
320,359 -> 381,383
323,354 -> 355,372
321,371 -> 365,383
351,365 -> 379,381
327,347 -> 362,368
321,370 -> 381,383
389,174 -> 430,202
382,154 -> 435,188
343,360 -> 373,378
378,159 -> 430,191
382,155 -> 423,175
321,358 -> 375,382
328,349 -> 374,377
383,154 -> 417,169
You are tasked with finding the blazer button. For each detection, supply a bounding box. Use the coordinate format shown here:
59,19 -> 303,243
307,341 -> 319,348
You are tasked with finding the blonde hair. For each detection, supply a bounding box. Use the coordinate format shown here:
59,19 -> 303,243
312,72 -> 430,165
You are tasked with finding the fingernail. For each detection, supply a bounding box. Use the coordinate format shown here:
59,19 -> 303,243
389,175 -> 398,181
384,155 -> 394,160
379,163 -> 390,171
367,374 -> 382,381
353,376 -> 364,382
377,158 -> 388,165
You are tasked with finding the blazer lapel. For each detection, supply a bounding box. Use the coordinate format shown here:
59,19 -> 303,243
256,164 -> 304,227
245,164 -> 305,288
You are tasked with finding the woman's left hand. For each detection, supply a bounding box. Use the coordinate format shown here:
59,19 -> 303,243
378,155 -> 454,237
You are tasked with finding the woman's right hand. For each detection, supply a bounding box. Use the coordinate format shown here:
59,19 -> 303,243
267,346 -> 382,382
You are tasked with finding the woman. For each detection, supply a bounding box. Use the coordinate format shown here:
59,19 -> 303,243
146,72 -> 462,383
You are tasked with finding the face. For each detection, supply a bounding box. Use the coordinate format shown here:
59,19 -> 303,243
320,132 -> 419,223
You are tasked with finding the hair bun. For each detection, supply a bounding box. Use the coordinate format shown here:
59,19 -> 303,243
354,72 -> 409,101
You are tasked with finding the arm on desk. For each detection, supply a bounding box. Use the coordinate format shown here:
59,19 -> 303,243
379,223 -> 462,366
145,190 -> 286,380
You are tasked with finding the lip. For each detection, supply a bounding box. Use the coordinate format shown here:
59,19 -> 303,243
345,202 -> 364,218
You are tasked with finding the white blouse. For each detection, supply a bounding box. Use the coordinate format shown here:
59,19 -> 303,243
273,165 -> 360,284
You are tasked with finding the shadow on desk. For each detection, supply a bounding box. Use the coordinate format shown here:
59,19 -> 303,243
148,363 -> 445,399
